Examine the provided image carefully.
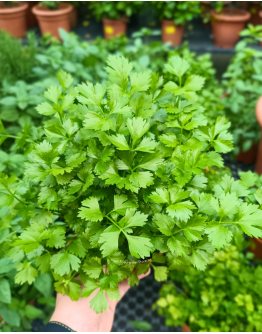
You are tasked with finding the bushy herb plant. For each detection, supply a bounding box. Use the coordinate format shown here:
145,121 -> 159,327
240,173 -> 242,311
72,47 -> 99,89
154,245 -> 262,332
222,25 -> 262,156
89,1 -> 143,21
35,29 -> 109,84
1,56 -> 262,314
152,1 -> 201,25
0,31 -> 37,86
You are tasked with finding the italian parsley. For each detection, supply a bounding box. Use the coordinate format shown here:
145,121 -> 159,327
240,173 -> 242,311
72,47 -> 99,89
1,56 -> 262,313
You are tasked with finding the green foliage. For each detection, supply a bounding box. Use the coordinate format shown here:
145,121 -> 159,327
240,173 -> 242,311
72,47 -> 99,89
89,1 -> 143,21
222,25 -> 262,155
0,31 -> 37,86
39,1 -> 59,10
1,55 -> 262,314
152,1 -> 201,25
34,29 -> 109,83
0,257 -> 55,332
130,320 -> 152,331
154,245 -> 262,332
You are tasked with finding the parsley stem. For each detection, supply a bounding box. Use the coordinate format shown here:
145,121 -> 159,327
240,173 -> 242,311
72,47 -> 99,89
6,189 -> 27,205
180,127 -> 183,144
106,215 -> 121,230
99,105 -> 105,117
0,134 -> 19,139
0,230 -> 16,244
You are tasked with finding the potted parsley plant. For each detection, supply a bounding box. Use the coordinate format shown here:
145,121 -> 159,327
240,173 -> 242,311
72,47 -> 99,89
1,56 -> 262,313
152,1 -> 201,46
89,1 -> 143,40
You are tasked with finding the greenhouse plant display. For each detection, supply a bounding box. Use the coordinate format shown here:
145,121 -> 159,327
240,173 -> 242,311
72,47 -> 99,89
210,2 -> 250,48
0,1 -> 28,38
222,25 -> 262,163
154,245 -> 262,332
32,1 -> 73,39
152,1 -> 201,46
89,1 -> 143,40
1,55 -> 262,315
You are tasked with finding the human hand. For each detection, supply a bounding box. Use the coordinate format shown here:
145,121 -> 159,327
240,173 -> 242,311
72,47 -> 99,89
50,269 -> 151,332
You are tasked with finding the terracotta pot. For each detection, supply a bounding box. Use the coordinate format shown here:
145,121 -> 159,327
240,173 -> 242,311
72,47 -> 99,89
255,96 -> 262,174
70,5 -> 77,28
32,3 -> 72,40
236,143 -> 258,164
0,2 -> 28,38
102,18 -> 127,40
211,8 -> 250,48
182,324 -> 191,332
249,238 -> 262,260
200,1 -> 231,29
161,20 -> 184,46
26,1 -> 38,28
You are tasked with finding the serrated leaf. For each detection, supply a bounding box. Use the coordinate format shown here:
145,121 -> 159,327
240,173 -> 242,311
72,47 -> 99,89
90,290 -> 109,314
108,134 -> 130,150
78,197 -> 103,222
165,56 -> 190,77
153,266 -> 168,282
166,201 -> 196,221
15,261 -> 38,284
50,252 -> 81,276
44,86 -> 62,104
36,102 -> 56,116
135,137 -> 158,153
125,234 -> 153,259
184,75 -> 205,91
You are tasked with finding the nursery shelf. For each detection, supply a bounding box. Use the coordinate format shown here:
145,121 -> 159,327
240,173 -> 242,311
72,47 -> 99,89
27,18 -> 261,55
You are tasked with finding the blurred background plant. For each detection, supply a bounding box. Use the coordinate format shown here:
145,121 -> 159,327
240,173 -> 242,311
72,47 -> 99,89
151,1 -> 201,25
154,245 -> 262,332
222,25 -> 262,157
89,0 -> 143,21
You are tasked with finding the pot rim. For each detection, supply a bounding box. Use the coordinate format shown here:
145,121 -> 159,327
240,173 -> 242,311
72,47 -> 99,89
0,2 -> 28,14
32,3 -> 73,17
161,19 -> 184,27
102,16 -> 128,24
211,8 -> 251,22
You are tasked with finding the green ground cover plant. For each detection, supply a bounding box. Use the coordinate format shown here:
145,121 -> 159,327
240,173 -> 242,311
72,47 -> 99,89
0,261 -> 55,332
222,25 -> 262,156
0,55 -> 261,315
154,245 -> 262,332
